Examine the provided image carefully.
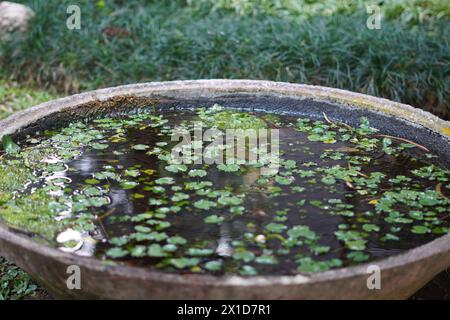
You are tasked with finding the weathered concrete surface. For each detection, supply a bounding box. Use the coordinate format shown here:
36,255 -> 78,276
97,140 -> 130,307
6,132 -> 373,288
1,221 -> 449,299
0,80 -> 449,299
1,80 -> 449,139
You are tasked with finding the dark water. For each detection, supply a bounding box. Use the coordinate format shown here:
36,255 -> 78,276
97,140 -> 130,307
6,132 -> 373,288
7,109 -> 450,275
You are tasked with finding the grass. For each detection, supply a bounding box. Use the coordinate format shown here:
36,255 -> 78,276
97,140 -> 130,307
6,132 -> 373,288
195,0 -> 449,25
0,0 -> 449,118
0,81 -> 56,119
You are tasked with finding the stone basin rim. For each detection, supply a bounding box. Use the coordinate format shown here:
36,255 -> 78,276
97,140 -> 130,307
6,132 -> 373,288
0,79 -> 449,290
0,79 -> 449,139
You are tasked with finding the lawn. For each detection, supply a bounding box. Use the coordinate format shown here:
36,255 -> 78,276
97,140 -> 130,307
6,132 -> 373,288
0,0 -> 449,299
1,0 -> 449,118
0,81 -> 56,119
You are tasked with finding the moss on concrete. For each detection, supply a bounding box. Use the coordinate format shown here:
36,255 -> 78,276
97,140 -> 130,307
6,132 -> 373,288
0,188 -> 67,240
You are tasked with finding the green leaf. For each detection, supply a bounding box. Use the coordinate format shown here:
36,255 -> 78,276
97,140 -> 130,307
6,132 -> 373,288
186,248 -> 214,256
239,265 -> 257,276
165,164 -> 188,173
204,260 -> 222,271
346,239 -> 367,251
147,244 -> 167,257
2,135 -> 20,154
411,225 -> 430,234
275,175 -> 294,185
287,225 -> 316,240
310,245 -> 330,255
163,244 -> 178,252
124,169 -> 140,177
89,196 -> 109,207
188,169 -> 207,177
171,192 -> 190,202
121,181 -> 139,190
109,236 -> 129,246
204,214 -> 224,224
106,247 -> 128,258
265,223 -> 287,233
169,257 -> 200,269
167,236 -> 187,245
92,143 -> 109,150
131,245 -> 147,257
217,163 -> 240,172
362,224 -> 380,232
155,177 -> 175,185
232,250 -> 255,263
134,225 -> 152,233
218,195 -> 243,206
255,255 -> 277,264
195,200 -> 217,210
132,144 -> 149,151
297,257 -> 330,273
347,251 -> 369,262
83,187 -> 103,196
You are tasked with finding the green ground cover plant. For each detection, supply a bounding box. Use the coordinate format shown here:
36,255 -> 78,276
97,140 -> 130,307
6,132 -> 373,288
1,0 -> 449,118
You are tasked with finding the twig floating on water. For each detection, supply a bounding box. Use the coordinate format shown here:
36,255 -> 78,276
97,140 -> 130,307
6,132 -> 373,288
374,134 -> 430,152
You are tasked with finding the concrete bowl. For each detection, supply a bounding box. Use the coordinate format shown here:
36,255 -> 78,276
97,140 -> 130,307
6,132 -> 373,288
0,80 -> 449,299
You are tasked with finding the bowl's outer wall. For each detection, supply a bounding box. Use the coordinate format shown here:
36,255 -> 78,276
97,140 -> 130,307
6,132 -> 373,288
0,80 -> 449,299
1,223 -> 450,299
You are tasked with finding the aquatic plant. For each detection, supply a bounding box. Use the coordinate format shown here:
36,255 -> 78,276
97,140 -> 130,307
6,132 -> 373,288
0,107 -> 448,275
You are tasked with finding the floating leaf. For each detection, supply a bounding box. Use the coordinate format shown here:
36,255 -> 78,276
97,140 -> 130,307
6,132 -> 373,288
187,248 -> 214,256
92,143 -> 109,150
147,244 -> 167,257
188,169 -> 207,177
195,200 -> 217,210
131,245 -> 147,257
346,239 -> 367,251
217,163 -> 240,172
124,169 -> 140,177
232,250 -> 255,263
204,260 -> 222,271
362,224 -> 380,232
411,225 -> 430,234
165,164 -> 188,173
347,251 -> 369,262
106,247 -> 128,258
171,192 -> 189,202
255,255 -> 277,264
169,257 -> 200,269
155,177 -> 175,185
265,223 -> 287,234
287,225 -> 316,240
239,265 -> 257,276
121,181 -> 139,189
167,236 -> 187,245
132,144 -> 149,151
204,214 -> 224,224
